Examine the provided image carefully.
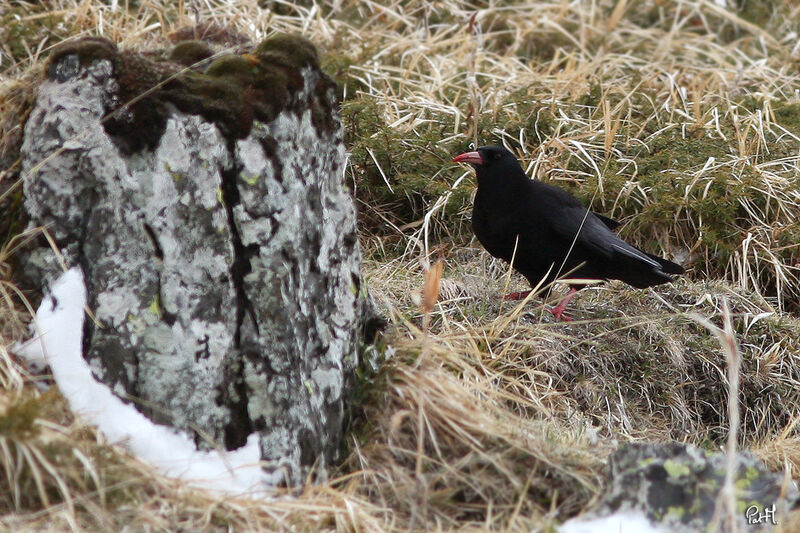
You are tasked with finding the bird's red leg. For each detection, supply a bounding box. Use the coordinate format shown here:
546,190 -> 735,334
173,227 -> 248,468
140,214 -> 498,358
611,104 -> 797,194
503,290 -> 531,301
548,288 -> 578,322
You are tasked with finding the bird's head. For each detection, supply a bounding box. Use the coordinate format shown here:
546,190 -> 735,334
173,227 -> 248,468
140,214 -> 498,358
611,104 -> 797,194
453,145 -> 526,186
452,145 -> 513,166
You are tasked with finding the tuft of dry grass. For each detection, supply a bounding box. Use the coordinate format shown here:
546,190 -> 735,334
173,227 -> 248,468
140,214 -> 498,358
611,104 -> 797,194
2,0 -> 800,531
343,326 -> 603,529
366,246 -> 800,442
353,245 -> 800,528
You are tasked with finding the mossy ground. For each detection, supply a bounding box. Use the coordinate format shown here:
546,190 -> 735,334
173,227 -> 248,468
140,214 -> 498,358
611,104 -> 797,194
2,0 -> 800,531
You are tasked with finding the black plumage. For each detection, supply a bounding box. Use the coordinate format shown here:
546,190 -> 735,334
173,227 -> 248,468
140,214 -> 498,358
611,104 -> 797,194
453,145 -> 684,320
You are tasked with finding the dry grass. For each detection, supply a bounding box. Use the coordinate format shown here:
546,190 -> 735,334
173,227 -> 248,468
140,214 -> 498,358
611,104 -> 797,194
2,0 -> 800,531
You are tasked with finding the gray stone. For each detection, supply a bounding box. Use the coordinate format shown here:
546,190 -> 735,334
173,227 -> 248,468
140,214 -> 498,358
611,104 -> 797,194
19,36 -> 380,487
574,442 -> 798,532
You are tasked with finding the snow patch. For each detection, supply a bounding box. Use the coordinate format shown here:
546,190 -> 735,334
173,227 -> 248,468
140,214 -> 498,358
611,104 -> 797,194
15,267 -> 271,498
559,512 -> 668,533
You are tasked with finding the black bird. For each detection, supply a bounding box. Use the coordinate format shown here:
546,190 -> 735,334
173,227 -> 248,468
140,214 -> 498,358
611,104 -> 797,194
453,145 -> 684,321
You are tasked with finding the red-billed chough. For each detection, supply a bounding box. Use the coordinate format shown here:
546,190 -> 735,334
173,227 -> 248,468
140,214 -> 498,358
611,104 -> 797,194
453,145 -> 684,321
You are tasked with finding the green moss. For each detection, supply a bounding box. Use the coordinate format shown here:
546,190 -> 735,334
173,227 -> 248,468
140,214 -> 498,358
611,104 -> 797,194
43,33 -> 334,152
47,37 -> 120,75
204,54 -> 261,78
321,52 -> 363,100
169,40 -> 214,67
163,70 -> 252,138
255,33 -> 320,69
494,91 -> 558,144
343,95 -> 473,245
0,393 -> 44,440
773,103 -> 800,137
199,53 -> 294,127
0,6 -> 68,75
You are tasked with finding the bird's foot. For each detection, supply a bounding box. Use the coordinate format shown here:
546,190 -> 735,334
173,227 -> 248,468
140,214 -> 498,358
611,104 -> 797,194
548,306 -> 573,322
503,290 -> 531,301
548,287 -> 579,322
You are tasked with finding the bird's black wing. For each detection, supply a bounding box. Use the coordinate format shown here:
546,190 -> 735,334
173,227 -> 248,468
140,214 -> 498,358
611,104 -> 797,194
550,205 -> 662,269
593,212 -> 621,230
523,179 -> 663,271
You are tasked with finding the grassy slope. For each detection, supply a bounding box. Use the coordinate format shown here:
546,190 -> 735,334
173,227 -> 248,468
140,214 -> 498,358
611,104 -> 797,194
2,0 -> 800,530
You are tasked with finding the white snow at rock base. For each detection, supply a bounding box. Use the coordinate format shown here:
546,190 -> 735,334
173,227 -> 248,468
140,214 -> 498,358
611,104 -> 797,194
15,267 -> 270,498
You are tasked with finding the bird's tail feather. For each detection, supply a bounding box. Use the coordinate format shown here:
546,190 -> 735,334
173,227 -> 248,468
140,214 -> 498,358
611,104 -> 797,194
615,247 -> 684,288
643,250 -> 684,275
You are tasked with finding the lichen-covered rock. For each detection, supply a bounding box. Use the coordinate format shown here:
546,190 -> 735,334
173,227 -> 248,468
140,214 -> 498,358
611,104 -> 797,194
20,35 -> 380,486
567,442 -> 798,532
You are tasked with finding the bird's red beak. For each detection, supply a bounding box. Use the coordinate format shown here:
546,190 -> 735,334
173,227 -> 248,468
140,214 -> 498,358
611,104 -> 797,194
452,150 -> 483,165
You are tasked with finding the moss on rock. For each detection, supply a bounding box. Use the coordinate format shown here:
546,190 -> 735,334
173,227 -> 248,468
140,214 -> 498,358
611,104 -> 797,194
169,40 -> 214,67
43,33 -> 335,153
255,33 -> 320,69
47,37 -> 120,80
